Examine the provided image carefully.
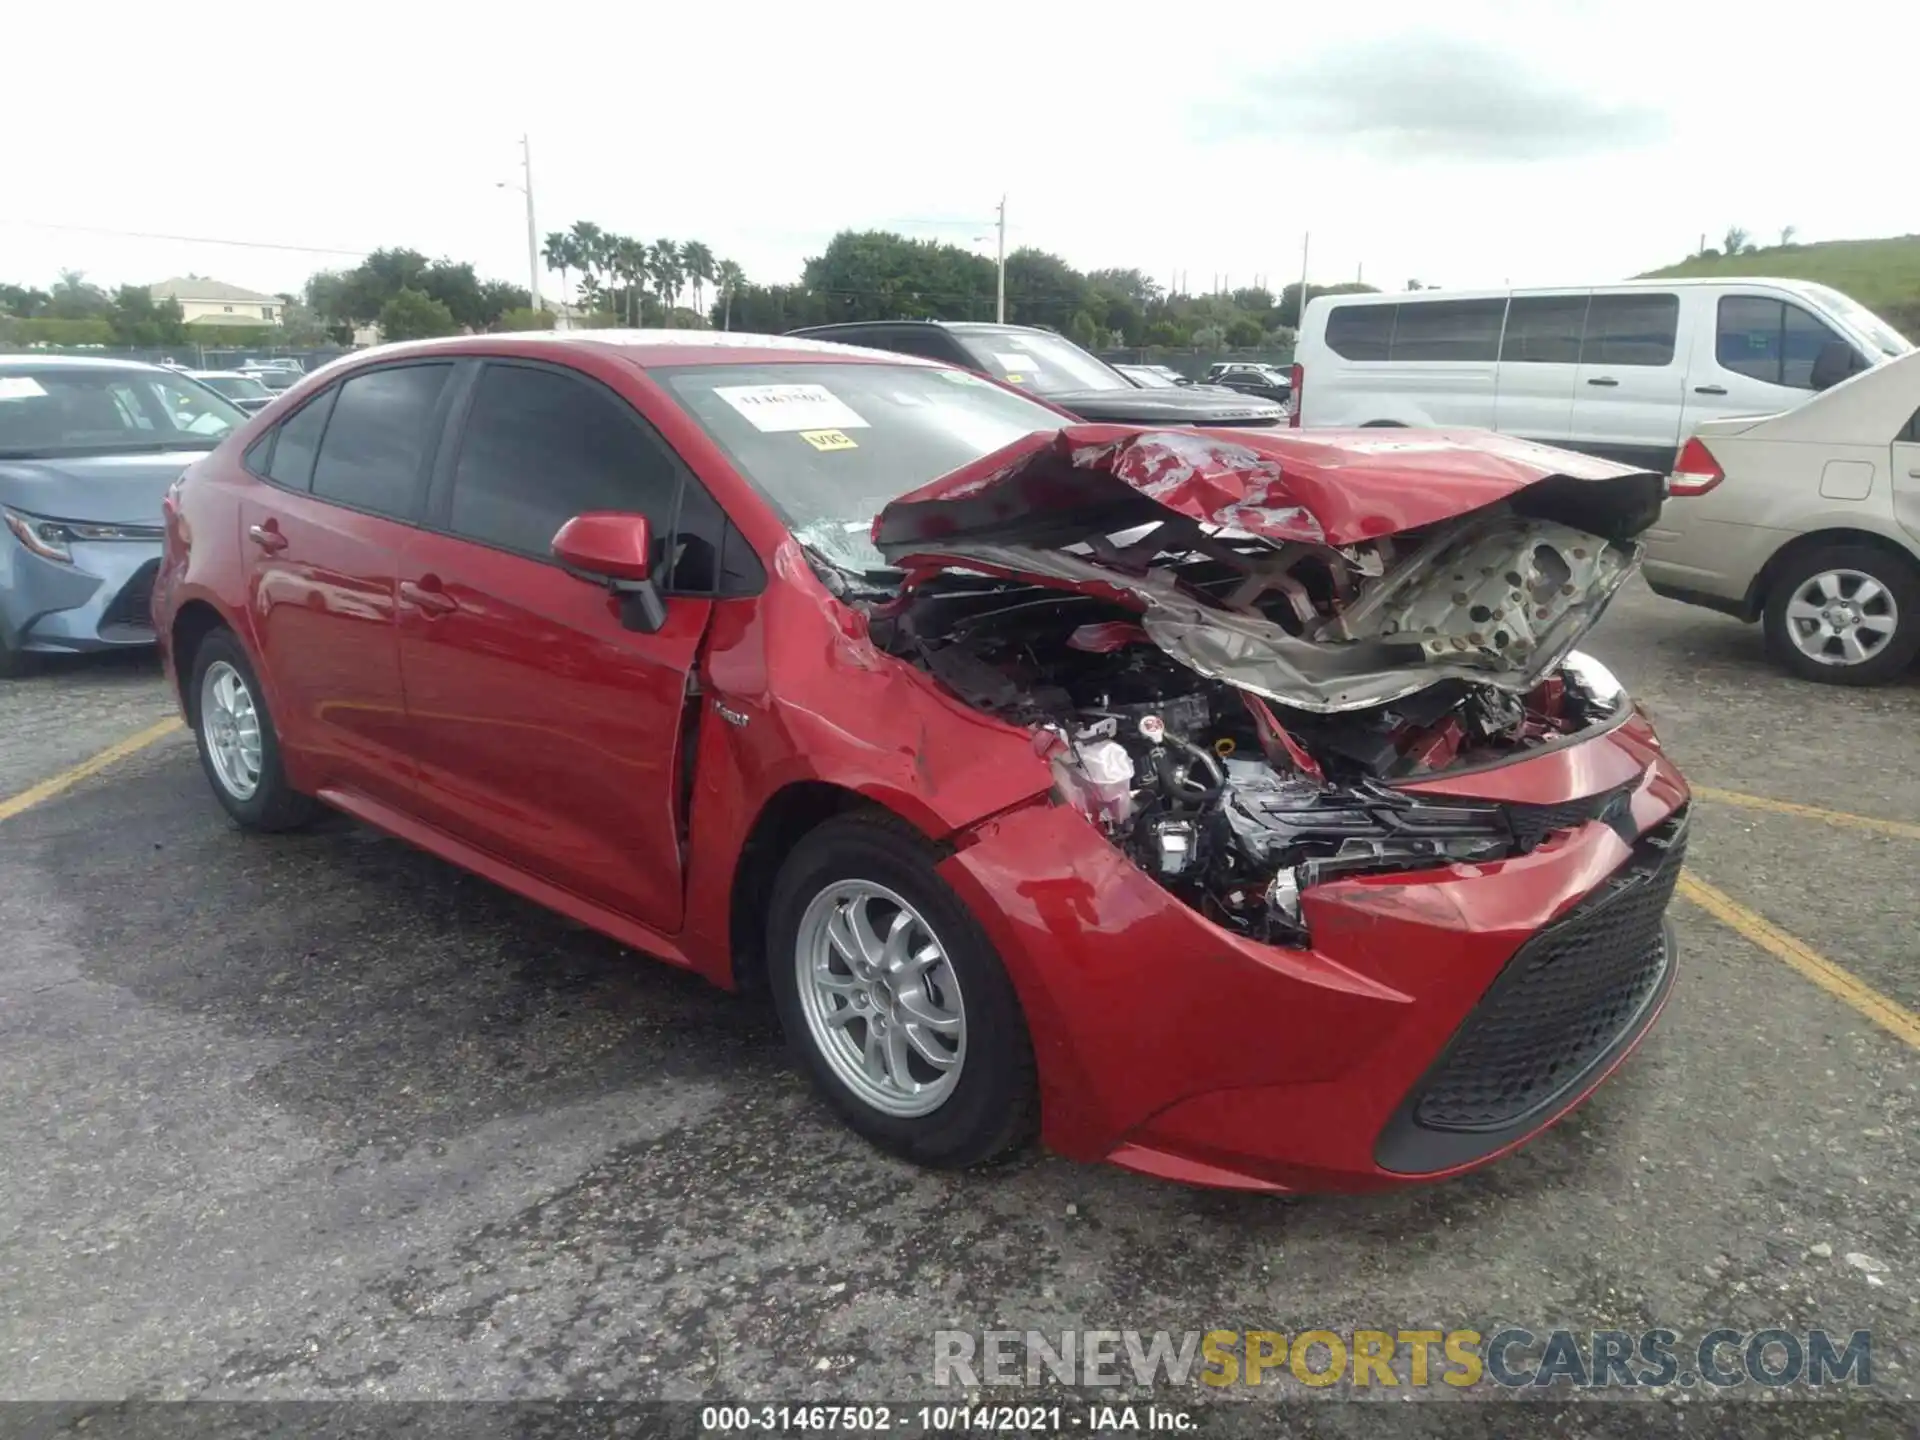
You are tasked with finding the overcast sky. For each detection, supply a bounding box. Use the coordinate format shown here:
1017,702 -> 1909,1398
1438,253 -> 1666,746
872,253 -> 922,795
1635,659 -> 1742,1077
6,1 -> 1908,305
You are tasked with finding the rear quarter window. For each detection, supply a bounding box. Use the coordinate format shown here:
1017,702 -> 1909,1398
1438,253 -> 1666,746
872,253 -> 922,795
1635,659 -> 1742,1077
1323,304 -> 1395,361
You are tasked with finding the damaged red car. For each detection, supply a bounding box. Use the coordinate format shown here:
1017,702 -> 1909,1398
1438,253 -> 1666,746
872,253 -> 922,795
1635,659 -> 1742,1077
153,332 -> 1688,1193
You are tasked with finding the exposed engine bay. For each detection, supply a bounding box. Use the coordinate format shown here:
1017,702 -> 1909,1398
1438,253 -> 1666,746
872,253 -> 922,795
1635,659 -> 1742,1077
859,426 -> 1661,946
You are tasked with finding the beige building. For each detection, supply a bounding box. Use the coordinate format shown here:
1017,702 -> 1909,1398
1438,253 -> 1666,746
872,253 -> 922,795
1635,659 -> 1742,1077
148,277 -> 285,327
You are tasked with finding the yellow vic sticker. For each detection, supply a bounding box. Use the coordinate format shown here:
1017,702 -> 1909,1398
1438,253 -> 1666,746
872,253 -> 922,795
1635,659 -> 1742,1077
800,429 -> 858,452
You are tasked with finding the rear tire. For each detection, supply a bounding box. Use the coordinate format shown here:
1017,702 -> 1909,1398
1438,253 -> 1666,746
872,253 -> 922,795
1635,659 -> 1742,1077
1762,544 -> 1920,686
188,629 -> 319,831
767,811 -> 1038,1169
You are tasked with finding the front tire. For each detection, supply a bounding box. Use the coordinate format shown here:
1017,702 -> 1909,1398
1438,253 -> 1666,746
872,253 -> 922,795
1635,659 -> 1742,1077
767,812 -> 1037,1168
1763,544 -> 1920,686
188,629 -> 318,831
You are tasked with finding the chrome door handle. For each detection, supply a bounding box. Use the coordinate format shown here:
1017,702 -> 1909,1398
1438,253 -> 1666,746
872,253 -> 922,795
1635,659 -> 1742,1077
1693,384 -> 1727,396
247,523 -> 287,553
1586,376 -> 1619,387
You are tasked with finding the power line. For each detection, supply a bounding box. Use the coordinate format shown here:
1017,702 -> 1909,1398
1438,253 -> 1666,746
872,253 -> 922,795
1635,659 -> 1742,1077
4,219 -> 371,258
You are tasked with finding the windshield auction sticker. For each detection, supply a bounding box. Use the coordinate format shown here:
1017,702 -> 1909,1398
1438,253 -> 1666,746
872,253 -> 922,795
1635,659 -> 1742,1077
715,383 -> 870,433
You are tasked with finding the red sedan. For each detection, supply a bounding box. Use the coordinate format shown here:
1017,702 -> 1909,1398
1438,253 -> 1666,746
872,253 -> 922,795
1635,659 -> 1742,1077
153,332 -> 1688,1192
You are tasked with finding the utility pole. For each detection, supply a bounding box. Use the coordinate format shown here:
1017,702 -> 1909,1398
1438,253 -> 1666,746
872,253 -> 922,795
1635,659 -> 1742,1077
499,135 -> 542,313
995,195 -> 1007,324
1297,232 -> 1309,325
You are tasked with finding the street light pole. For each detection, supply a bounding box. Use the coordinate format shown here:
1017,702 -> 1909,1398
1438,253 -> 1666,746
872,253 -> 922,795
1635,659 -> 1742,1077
520,135 -> 541,313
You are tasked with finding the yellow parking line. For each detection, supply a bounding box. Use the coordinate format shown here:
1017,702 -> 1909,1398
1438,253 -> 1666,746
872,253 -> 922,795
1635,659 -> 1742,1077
1678,873 -> 1920,1051
1692,785 -> 1920,843
0,717 -> 184,823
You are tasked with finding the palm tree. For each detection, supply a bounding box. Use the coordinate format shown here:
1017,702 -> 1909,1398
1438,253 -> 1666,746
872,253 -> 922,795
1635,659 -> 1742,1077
542,231 -> 576,307
680,240 -> 716,317
714,259 -> 746,331
614,237 -> 648,325
649,240 -> 683,323
569,220 -> 606,304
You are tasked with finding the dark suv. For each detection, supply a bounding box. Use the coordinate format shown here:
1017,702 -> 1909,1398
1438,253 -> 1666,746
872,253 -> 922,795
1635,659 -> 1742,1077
786,321 -> 1286,428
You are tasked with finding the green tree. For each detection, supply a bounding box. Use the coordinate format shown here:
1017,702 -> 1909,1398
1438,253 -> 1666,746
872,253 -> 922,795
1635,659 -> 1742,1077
46,270 -> 113,321
0,283 -> 50,318
1225,316 -> 1265,347
107,286 -> 188,347
713,259 -> 746,330
803,230 -> 994,323
1004,248 -> 1092,329
498,306 -> 553,332
1724,226 -> 1751,256
649,239 -> 682,319
681,240 -> 715,315
1067,310 -> 1103,350
569,220 -> 607,301
377,287 -> 457,341
542,230 -> 579,303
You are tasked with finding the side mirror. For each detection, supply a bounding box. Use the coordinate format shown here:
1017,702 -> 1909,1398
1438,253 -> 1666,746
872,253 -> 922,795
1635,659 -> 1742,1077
553,512 -> 666,633
1810,341 -> 1858,392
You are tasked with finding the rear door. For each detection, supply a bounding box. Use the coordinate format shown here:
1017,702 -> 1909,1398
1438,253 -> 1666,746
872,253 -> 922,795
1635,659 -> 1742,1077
394,358 -> 741,933
1493,291 -> 1587,444
1567,290 -> 1687,470
239,362 -> 454,809
1894,402 -> 1920,550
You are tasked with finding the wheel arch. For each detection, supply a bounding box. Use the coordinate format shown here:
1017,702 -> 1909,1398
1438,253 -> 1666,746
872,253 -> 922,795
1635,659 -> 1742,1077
169,598 -> 232,721
725,780 -> 947,998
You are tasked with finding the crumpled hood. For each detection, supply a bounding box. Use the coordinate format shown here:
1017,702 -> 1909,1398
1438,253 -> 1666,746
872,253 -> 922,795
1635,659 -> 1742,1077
876,425 -> 1663,551
0,451 -> 204,525
1042,387 -> 1285,427
874,425 -> 1664,714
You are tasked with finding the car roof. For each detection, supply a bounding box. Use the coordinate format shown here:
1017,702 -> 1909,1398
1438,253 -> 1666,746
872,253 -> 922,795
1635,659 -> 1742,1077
1308,277 -> 1829,309
188,370 -> 252,379
330,328 -> 949,372
791,319 -> 1049,337
0,353 -> 169,372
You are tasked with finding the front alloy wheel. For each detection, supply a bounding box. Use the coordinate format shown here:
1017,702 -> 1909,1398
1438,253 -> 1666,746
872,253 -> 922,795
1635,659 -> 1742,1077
794,880 -> 967,1118
767,812 -> 1036,1168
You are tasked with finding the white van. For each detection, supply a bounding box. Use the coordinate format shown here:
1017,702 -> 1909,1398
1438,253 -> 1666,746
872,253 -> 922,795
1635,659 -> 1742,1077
1293,279 -> 1913,472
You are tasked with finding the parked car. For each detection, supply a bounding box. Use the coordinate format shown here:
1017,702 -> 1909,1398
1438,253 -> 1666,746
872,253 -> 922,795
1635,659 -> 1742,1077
155,330 -> 1688,1192
1115,363 -> 1181,388
785,320 -> 1286,428
237,361 -> 303,392
1643,349 -> 1920,684
1,355 -> 248,676
188,370 -> 277,413
1294,279 -> 1913,472
1205,361 -> 1294,405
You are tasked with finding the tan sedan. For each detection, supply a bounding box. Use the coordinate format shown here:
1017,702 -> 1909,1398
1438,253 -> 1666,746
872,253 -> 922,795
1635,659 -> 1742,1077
1642,350 -> 1920,684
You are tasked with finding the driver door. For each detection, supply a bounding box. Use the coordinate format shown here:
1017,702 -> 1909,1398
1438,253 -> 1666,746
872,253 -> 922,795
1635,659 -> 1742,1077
393,358 -> 740,934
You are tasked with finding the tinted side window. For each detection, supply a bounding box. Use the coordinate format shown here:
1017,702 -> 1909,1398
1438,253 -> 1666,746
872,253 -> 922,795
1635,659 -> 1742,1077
1901,408 -> 1920,444
1501,295 -> 1588,364
1580,293 -> 1678,367
1389,299 -> 1505,362
1782,304 -> 1847,388
1324,304 -> 1394,360
310,365 -> 449,518
448,363 -> 680,564
877,328 -> 962,364
265,387 -> 337,491
1717,297 -> 1784,383
670,470 -> 765,596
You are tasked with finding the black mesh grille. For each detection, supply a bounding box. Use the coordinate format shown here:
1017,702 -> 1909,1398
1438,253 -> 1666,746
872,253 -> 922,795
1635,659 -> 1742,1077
1503,779 -> 1637,851
99,559 -> 160,638
1409,809 -> 1686,1133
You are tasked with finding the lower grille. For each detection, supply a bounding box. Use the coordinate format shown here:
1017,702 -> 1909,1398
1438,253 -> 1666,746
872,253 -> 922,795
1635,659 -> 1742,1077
1503,779 -> 1637,851
1409,809 -> 1686,1134
98,559 -> 160,640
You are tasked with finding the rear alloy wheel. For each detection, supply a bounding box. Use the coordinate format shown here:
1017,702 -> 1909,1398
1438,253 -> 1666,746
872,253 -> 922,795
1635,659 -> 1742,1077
768,813 -> 1037,1168
1764,545 -> 1920,685
189,629 -> 318,831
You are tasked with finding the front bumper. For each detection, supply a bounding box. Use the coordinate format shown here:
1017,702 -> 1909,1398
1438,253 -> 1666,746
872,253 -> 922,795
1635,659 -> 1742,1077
0,537 -> 163,654
936,712 -> 1688,1192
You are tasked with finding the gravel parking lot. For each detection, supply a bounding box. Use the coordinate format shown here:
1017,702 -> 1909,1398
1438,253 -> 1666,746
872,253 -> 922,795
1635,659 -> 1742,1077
0,579 -> 1914,1432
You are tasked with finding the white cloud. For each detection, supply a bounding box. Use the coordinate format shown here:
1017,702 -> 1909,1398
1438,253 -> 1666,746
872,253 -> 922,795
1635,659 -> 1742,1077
3,0 -> 1909,308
